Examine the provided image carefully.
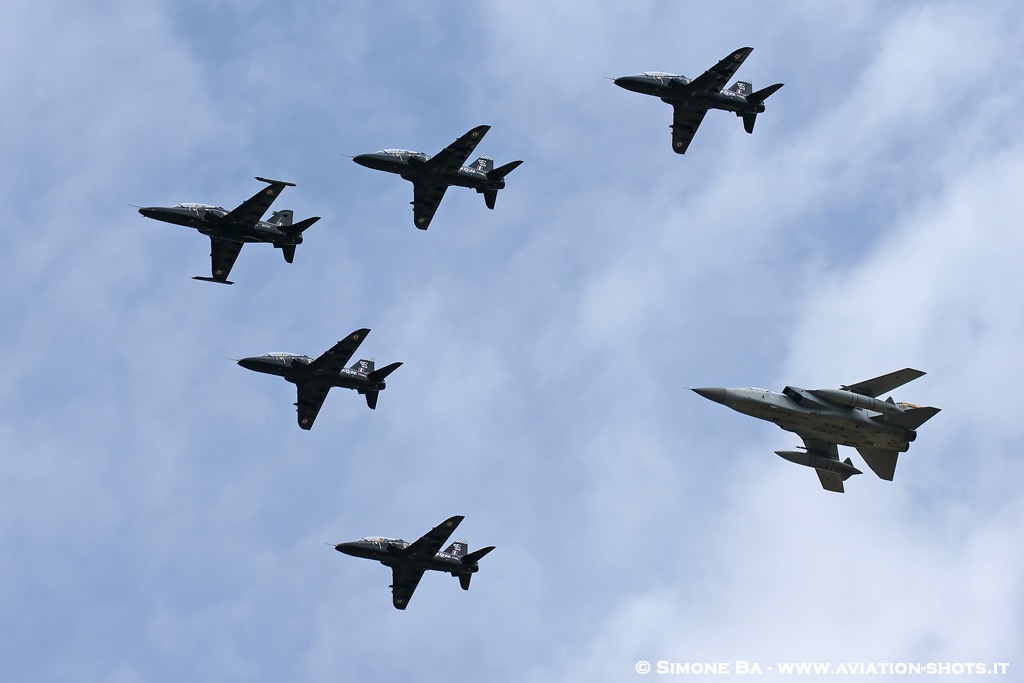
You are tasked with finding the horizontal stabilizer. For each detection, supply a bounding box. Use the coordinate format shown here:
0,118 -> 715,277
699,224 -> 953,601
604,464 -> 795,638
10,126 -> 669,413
884,406 -> 940,430
280,244 -> 296,263
368,361 -> 402,382
856,447 -> 899,481
483,189 -> 498,210
742,112 -> 757,134
365,390 -> 378,410
748,83 -> 783,103
192,276 -> 234,285
486,160 -> 523,179
459,573 -> 472,590
284,216 -> 320,235
462,546 -> 495,564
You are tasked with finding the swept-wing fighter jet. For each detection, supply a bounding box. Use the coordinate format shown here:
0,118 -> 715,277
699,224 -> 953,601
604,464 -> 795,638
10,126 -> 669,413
614,47 -> 783,154
352,124 -> 523,229
335,515 -> 495,610
692,369 -> 940,493
138,177 -> 320,284
236,328 -> 401,429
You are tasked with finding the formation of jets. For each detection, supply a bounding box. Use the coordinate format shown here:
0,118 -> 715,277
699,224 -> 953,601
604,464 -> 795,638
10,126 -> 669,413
134,46 -> 939,608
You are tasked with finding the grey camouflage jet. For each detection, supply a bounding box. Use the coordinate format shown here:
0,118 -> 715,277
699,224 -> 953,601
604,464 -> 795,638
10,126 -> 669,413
237,328 -> 401,430
352,124 -> 522,229
614,47 -> 783,154
138,177 -> 320,284
335,515 -> 495,610
692,369 -> 940,493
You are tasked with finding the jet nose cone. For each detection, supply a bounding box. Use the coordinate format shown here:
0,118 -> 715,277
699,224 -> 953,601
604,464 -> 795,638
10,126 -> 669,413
236,357 -> 260,371
351,154 -> 374,168
138,207 -> 159,218
692,387 -> 729,404
334,542 -> 358,556
612,76 -> 645,92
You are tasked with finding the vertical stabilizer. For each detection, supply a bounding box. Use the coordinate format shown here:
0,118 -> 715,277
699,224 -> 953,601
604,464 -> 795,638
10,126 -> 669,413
443,539 -> 468,558
469,156 -> 493,173
351,358 -> 375,374
269,209 -> 294,226
728,80 -> 752,96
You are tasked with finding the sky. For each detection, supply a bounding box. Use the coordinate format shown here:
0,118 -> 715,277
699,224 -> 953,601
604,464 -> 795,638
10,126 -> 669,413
1,1 -> 1022,681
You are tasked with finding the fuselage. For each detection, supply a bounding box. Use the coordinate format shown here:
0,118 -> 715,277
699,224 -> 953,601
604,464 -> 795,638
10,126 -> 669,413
613,73 -> 766,115
236,354 -> 386,392
335,538 -> 476,576
696,387 -> 916,451
138,204 -> 302,245
352,151 -> 508,191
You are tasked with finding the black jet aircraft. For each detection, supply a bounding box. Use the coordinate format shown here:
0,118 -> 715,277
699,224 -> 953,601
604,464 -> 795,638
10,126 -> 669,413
693,368 -> 940,493
236,328 -> 401,429
352,124 -> 522,229
138,177 -> 320,284
614,47 -> 783,154
335,515 -> 495,610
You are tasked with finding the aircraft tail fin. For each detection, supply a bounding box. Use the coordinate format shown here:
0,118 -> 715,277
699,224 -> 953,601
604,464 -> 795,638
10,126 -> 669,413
351,358 -> 374,374
269,209 -> 293,226
487,159 -> 523,180
443,539 -> 468,558
469,156 -> 493,173
727,80 -> 752,96
368,361 -> 402,382
883,406 -> 941,430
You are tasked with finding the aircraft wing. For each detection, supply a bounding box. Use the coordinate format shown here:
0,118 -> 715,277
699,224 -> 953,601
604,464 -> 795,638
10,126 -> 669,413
411,181 -> 449,229
295,382 -> 330,430
801,436 -> 840,460
404,515 -> 464,561
842,368 -> 926,398
423,125 -> 490,173
390,566 -> 426,609
683,47 -> 753,95
800,436 -> 847,493
308,328 -> 371,374
208,237 -> 244,283
219,177 -> 294,226
669,104 -> 708,154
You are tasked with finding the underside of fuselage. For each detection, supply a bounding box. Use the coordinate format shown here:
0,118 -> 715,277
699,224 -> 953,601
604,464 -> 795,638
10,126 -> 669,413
747,404 -> 911,451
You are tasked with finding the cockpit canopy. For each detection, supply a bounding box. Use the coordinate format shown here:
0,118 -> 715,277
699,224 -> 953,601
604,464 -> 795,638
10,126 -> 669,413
261,352 -> 313,363
639,71 -> 678,79
359,536 -> 404,545
377,149 -> 431,162
172,202 -> 222,210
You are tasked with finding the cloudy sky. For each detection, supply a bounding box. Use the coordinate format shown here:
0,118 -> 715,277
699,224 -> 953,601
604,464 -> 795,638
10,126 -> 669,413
2,1 -> 1022,681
